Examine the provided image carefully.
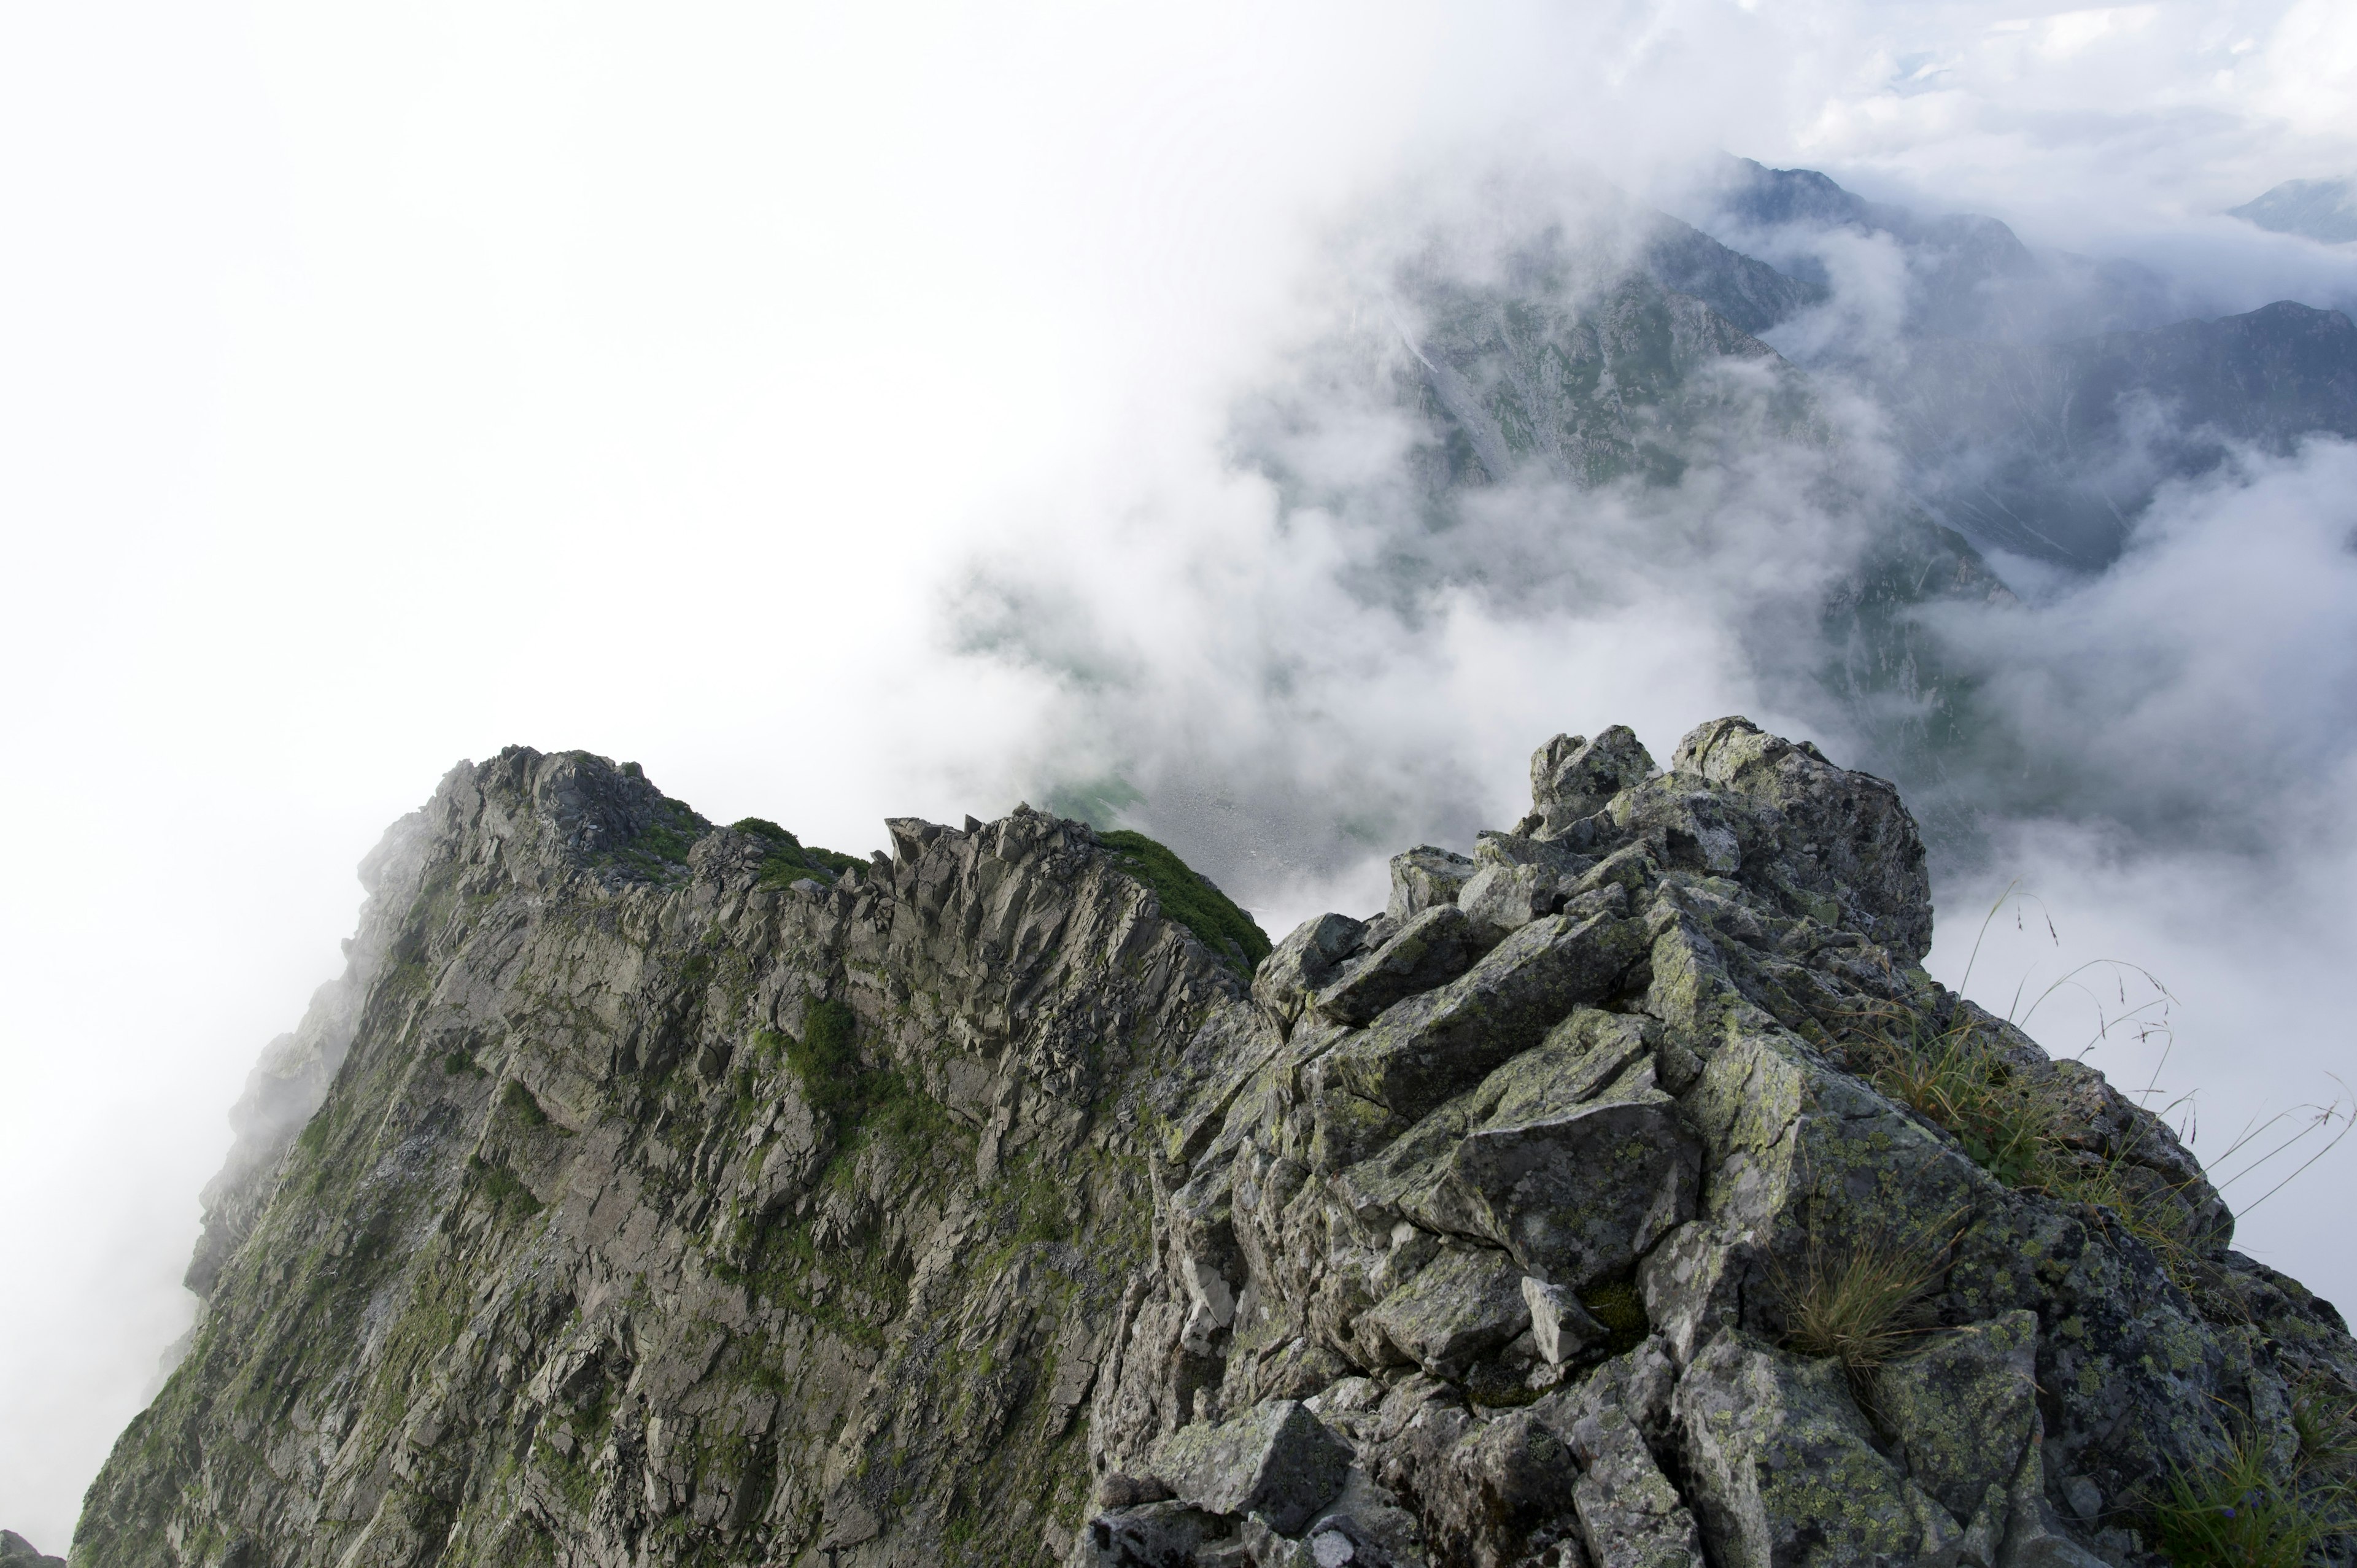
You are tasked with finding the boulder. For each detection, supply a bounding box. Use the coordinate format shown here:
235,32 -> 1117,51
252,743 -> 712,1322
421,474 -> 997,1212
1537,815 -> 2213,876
1328,899 -> 1647,1122
1315,907 -> 1482,1027
1258,914 -> 1370,1031
1360,1246 -> 1530,1378
1427,1096 -> 1700,1286
1415,1412 -> 1581,1568
1668,717 -> 1932,961
1070,1500 -> 1231,1567
1147,1400 -> 1353,1536
1671,1334 -> 1964,1568
1387,847 -> 1476,922
1521,728 -> 1656,839
1295,1466 -> 1428,1567
1455,834 -> 1596,937
1563,1403 -> 1706,1568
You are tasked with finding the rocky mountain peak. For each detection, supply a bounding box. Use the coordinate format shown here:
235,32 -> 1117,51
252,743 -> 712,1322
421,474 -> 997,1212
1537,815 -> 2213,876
67,722 -> 2357,1568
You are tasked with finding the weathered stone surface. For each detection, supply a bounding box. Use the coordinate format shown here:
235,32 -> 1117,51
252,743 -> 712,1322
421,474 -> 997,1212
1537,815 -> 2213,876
1455,832 -> 1599,939
1673,1334 -> 1964,1568
1430,1095 -> 1700,1286
1314,907 -> 1480,1027
1668,716 -> 1932,960
1361,1246 -> 1530,1379
1519,727 -> 1657,840
1147,1400 -> 1352,1536
77,752 -> 1255,1568
1522,1276 -> 1608,1365
1386,847 -> 1476,922
1299,1465 -> 1428,1567
1412,1412 -> 1580,1568
1563,1403 -> 1705,1568
1327,898 -> 1648,1122
1258,914 -> 1369,1034
1073,1500 -> 1231,1567
1875,1310 -> 2040,1529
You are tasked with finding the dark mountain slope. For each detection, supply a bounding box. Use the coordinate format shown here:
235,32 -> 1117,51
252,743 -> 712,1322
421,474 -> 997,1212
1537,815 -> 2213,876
1897,300 -> 2357,565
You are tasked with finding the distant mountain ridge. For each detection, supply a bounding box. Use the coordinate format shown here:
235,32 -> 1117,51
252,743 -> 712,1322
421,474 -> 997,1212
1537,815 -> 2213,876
1668,158 -> 2357,568
1682,155 -> 2179,344
1892,299 -> 2357,565
2231,177 -> 2357,245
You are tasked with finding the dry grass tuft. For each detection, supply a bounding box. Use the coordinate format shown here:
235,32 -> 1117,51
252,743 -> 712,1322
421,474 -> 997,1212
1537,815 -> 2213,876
1768,1223 -> 1952,1415
2152,1415 -> 2355,1568
1842,1013 -> 2202,1283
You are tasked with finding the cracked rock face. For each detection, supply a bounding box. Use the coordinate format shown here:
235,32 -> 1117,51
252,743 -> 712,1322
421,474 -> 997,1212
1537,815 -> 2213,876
69,721 -> 2357,1568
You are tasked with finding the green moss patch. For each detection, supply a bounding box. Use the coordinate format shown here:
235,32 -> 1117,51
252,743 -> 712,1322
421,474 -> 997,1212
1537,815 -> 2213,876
1096,829 -> 1271,975
595,796 -> 711,879
732,817 -> 864,890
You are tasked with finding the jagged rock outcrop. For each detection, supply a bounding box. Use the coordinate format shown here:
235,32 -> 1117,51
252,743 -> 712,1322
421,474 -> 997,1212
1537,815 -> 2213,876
1,1531 -> 65,1568
73,723 -> 2357,1567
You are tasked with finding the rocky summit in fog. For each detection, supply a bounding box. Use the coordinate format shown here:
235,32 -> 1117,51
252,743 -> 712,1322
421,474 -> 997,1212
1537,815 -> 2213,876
61,724 -> 2357,1567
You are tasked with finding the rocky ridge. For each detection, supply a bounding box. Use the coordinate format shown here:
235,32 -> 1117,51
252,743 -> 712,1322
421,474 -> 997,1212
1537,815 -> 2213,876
72,725 -> 2357,1567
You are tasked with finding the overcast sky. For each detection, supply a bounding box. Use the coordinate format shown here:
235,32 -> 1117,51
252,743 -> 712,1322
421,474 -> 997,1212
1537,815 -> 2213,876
4,1 -> 2356,1548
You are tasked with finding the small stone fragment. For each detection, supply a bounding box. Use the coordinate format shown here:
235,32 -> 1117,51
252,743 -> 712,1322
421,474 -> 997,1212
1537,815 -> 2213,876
1521,1276 -> 1609,1365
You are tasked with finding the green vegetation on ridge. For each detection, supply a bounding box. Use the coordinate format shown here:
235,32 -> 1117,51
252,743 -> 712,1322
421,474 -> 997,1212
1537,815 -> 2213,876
1096,828 -> 1271,975
732,817 -> 864,890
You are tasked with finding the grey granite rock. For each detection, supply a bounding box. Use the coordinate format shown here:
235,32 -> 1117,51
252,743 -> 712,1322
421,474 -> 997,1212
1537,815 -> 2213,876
1314,907 -> 1480,1027
1074,1500 -> 1232,1567
1361,1246 -> 1530,1380
1563,1402 -> 1705,1568
1147,1401 -> 1352,1536
1385,848 -> 1474,923
1327,898 -> 1647,1122
1258,914 -> 1369,1033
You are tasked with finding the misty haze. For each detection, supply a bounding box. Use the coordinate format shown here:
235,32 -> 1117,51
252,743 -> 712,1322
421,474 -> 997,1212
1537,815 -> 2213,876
4,6 -> 2355,1567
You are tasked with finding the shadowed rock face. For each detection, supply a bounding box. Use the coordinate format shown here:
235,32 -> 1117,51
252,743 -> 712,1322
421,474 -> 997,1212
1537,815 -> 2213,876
72,725 -> 2357,1568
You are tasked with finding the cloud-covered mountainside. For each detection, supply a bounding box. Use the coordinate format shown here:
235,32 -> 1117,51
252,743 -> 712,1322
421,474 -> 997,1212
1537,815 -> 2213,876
957,158 -> 2357,900
58,732 -> 2357,1567
2232,179 -> 2357,247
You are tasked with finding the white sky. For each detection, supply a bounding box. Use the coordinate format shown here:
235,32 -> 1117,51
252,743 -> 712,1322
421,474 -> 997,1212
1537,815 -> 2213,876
4,1 -> 2356,1548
